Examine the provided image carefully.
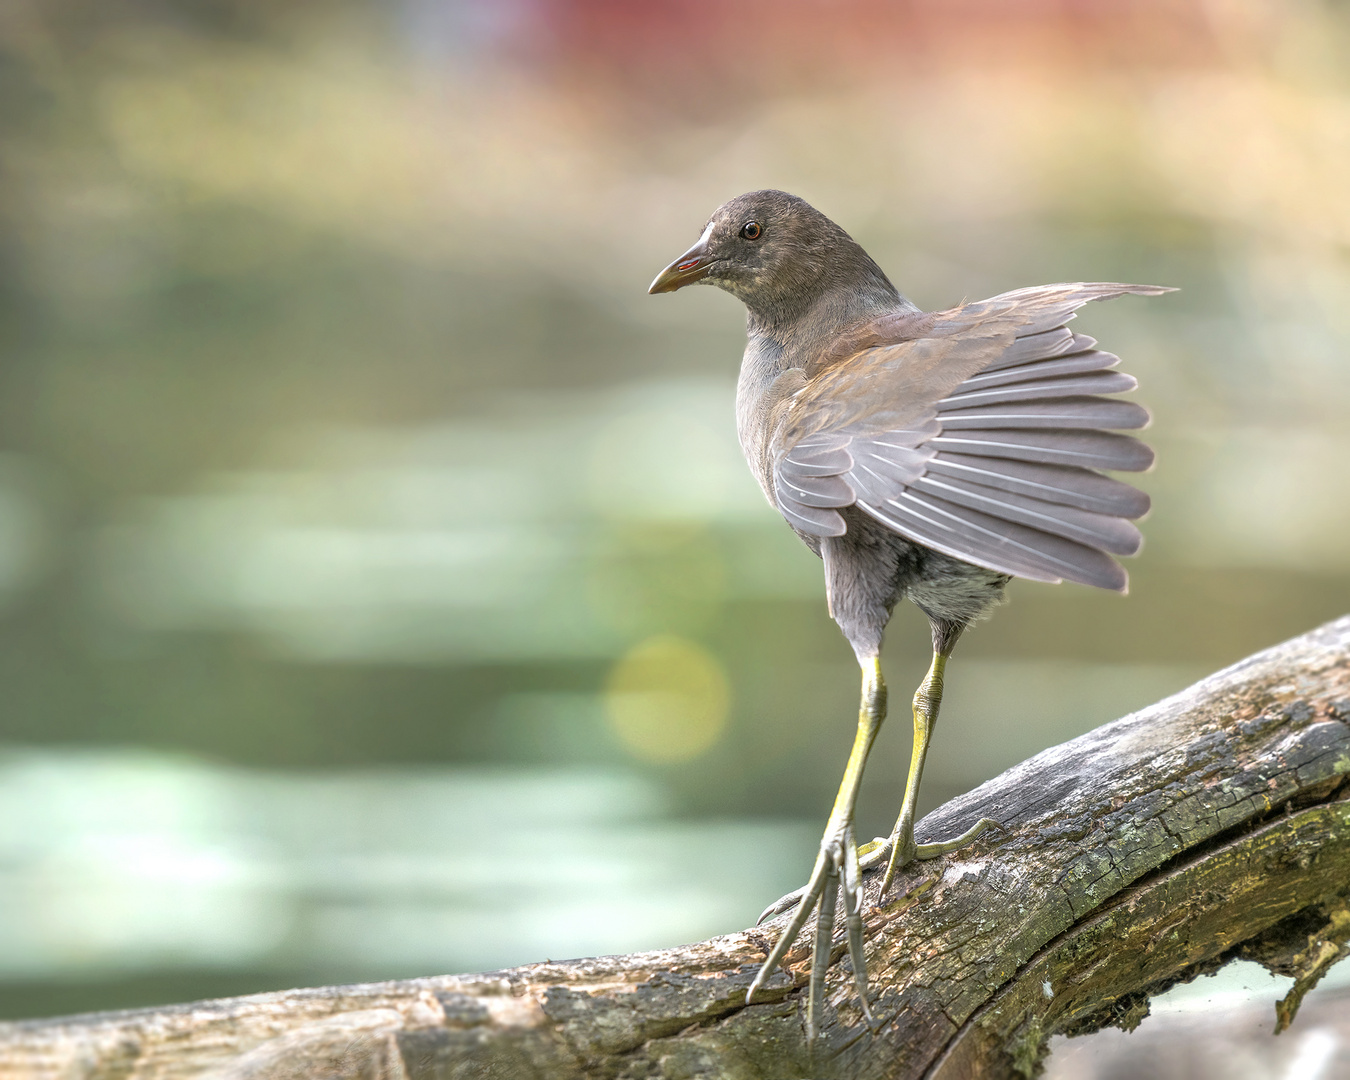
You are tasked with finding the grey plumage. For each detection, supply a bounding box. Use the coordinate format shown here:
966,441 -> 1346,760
648,188 -> 1169,1041
647,183 -> 1166,672
766,293 -> 1158,587
938,369 -> 1138,408
924,455 -> 1149,516
648,181 -> 1166,717
929,427 -> 1153,471
936,395 -> 1149,430
657,195 -> 1168,592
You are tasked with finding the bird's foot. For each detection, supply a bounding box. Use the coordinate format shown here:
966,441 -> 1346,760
864,816 -> 1003,895
756,834 -> 894,922
747,823 -> 875,1044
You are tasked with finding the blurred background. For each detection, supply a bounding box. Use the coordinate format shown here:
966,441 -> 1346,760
0,0 -> 1348,1057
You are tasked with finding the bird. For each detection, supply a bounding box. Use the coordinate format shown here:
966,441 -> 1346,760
648,190 -> 1167,1043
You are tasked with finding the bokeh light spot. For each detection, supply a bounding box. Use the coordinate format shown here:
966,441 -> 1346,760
603,636 -> 730,765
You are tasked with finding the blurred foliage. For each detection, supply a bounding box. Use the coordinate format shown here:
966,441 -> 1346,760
1,0 -> 1350,1019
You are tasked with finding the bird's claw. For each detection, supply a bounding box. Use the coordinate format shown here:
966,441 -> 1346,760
748,816 -> 1003,1042
747,824 -> 874,1044
757,886 -> 809,925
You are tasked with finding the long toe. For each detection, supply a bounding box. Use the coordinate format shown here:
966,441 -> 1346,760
856,836 -> 892,871
841,828 -> 875,1026
746,853 -> 830,1006
805,856 -> 841,1043
758,886 -> 810,925
749,833 -> 880,1046
913,816 -> 1002,860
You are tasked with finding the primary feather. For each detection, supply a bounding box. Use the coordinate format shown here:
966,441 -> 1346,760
767,282 -> 1164,588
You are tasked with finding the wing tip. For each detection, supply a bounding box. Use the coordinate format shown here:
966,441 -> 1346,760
1063,561 -> 1129,592
1072,282 -> 1178,298
779,500 -> 847,537
1098,560 -> 1130,592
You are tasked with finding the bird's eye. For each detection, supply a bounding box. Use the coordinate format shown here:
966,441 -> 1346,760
740,221 -> 762,240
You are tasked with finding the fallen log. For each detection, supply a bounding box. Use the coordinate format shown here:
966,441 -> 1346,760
2,616 -> 1348,1080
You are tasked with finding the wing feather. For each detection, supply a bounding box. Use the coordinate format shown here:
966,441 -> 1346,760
937,397 -> 1150,430
929,429 -> 1154,471
908,473 -> 1143,555
779,432 -> 852,476
847,442 -> 934,503
766,281 -> 1168,590
938,370 -> 1138,409
778,498 -> 846,536
776,472 -> 854,508
983,330 -> 1098,371
859,490 -> 1128,590
985,282 -> 1171,337
925,453 -> 1150,516
958,348 -> 1118,389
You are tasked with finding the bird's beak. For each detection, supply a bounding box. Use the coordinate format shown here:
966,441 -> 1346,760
648,225 -> 715,294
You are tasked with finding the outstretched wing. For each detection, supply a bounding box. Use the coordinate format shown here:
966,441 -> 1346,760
771,283 -> 1168,590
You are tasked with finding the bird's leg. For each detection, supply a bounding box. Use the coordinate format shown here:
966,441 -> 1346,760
864,648 -> 1000,895
747,655 -> 886,1039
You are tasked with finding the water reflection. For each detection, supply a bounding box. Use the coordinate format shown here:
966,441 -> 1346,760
0,656 -> 1205,1001
94,378 -> 811,664
0,749 -> 815,986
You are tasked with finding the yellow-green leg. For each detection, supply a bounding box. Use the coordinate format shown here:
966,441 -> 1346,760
860,649 -> 1000,893
747,656 -> 885,1041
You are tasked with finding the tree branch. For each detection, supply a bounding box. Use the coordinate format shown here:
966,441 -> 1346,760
4,617 -> 1349,1080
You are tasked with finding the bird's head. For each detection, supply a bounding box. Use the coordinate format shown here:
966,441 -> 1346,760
648,190 -> 895,324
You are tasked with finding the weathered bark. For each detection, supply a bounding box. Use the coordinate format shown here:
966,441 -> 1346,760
3,617 -> 1349,1080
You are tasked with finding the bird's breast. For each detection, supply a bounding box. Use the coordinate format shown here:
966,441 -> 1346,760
734,335 -> 791,507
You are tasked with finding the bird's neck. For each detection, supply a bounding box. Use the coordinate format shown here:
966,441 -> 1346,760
747,273 -> 917,370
